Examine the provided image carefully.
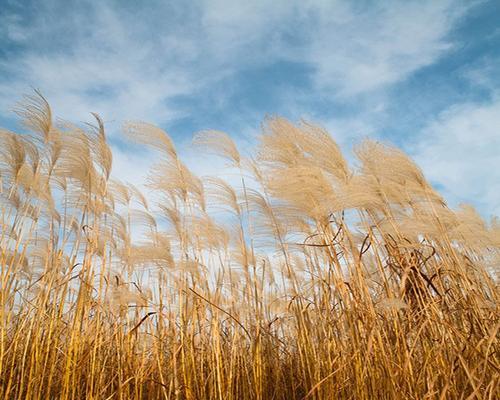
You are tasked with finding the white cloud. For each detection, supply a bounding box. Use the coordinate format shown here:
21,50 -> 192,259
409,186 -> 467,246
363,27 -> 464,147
109,144 -> 154,190
461,55 -> 500,90
302,0 -> 468,96
0,0 -> 467,122
1,0 -> 489,214
411,98 -> 500,218
1,8 -> 197,124
197,0 -> 468,97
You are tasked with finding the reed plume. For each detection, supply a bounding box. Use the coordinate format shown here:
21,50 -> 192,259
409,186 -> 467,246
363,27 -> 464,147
0,92 -> 498,400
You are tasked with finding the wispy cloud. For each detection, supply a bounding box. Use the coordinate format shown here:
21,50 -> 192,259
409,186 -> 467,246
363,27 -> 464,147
0,0 -> 466,122
0,0 -> 497,216
412,96 -> 500,218
0,1 -> 198,123
292,1 -> 468,97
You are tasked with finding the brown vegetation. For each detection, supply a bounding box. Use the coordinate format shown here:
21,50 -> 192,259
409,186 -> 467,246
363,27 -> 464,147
0,92 -> 498,399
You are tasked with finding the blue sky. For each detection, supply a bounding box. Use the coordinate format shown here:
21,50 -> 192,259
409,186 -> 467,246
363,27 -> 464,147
1,0 -> 499,217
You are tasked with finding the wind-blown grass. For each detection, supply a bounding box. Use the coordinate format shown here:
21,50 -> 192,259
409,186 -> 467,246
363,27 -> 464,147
0,92 -> 498,399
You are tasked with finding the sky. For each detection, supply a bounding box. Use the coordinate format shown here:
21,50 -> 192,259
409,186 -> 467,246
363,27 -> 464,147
0,0 -> 499,218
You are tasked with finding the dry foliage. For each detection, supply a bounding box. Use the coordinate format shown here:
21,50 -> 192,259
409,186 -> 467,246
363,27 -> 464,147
0,93 -> 498,400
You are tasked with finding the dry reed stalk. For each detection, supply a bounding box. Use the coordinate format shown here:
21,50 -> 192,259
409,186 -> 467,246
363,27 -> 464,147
0,92 -> 498,399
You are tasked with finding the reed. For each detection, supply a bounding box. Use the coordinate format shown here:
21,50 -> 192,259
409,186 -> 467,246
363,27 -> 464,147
0,92 -> 498,399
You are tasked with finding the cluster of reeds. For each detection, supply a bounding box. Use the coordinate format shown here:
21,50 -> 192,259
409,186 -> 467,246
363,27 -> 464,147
0,92 -> 498,399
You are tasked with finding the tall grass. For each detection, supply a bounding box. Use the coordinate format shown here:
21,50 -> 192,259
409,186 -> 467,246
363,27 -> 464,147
0,92 -> 498,399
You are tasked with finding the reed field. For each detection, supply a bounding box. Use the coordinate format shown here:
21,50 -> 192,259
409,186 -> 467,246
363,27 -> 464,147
0,92 -> 498,399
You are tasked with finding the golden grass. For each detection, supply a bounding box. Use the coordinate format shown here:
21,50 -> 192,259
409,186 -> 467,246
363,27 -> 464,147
0,92 -> 498,399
